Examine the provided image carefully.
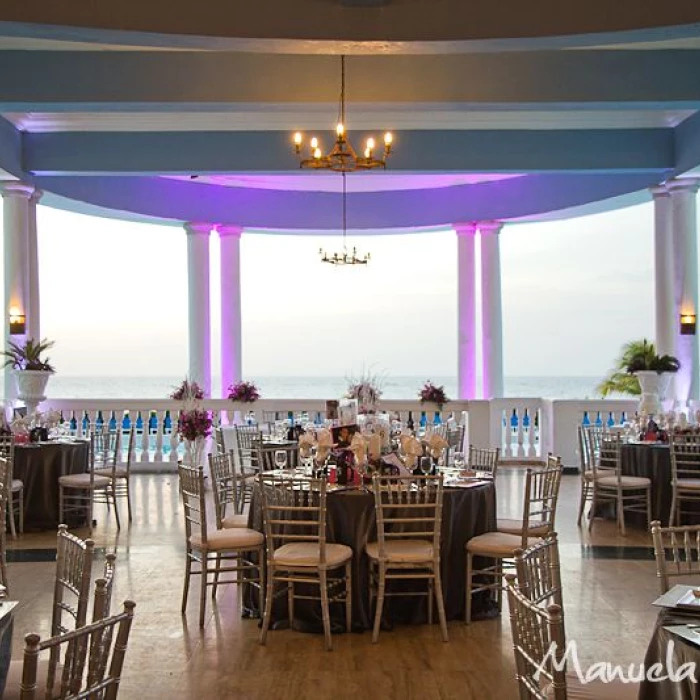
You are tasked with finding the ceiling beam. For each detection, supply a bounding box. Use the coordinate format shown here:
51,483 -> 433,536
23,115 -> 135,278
1,50 -> 700,110
22,128 -> 673,174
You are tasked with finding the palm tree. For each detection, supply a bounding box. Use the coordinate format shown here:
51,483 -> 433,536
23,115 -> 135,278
597,339 -> 656,397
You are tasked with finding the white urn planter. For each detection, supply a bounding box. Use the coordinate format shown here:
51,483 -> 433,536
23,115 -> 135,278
14,369 -> 53,416
635,371 -> 672,418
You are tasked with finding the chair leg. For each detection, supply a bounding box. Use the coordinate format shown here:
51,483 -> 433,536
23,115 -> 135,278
18,489 -> 23,535
181,554 -> 192,613
646,487 -> 652,530
465,552 -> 473,625
199,556 -> 208,628
58,486 -> 64,525
588,490 -> 597,532
670,489 -> 678,527
126,479 -> 133,523
372,565 -> 386,644
7,495 -> 16,540
496,560 -> 503,611
345,562 -> 352,633
577,481 -> 587,526
434,567 -> 449,643
112,486 -> 121,530
257,550 -> 266,619
88,488 -> 94,536
212,553 -> 222,598
287,579 -> 295,629
617,490 -> 626,537
319,569 -> 332,651
427,577 -> 434,626
260,567 -> 275,646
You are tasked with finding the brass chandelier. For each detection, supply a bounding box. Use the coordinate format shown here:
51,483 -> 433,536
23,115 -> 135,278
319,171 -> 370,266
292,55 -> 393,172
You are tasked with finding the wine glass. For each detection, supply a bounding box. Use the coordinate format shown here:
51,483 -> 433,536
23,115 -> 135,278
274,450 -> 288,471
453,451 -> 465,471
419,456 -> 431,475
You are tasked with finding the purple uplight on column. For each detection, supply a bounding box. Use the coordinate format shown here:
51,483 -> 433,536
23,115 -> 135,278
455,223 -> 479,399
480,221 -> 504,399
217,225 -> 243,399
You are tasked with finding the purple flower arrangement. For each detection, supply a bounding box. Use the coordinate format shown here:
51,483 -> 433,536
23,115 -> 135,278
227,381 -> 261,403
170,378 -> 204,402
419,381 -> 449,409
177,409 -> 212,441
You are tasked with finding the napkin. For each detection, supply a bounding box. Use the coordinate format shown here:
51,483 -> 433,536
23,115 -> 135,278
298,431 -> 316,457
349,433 -> 367,465
368,433 -> 382,460
401,435 -> 423,468
316,428 -> 333,463
426,433 -> 449,459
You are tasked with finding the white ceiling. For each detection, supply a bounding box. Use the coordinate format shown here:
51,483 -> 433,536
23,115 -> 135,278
4,109 -> 694,132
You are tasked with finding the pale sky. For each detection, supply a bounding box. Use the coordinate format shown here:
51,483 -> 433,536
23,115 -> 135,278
21,197 -> 670,380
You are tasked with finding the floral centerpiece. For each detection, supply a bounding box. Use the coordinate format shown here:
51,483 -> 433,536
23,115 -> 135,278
227,381 -> 260,403
170,378 -> 204,403
419,380 -> 449,410
346,370 -> 384,414
177,408 -> 212,467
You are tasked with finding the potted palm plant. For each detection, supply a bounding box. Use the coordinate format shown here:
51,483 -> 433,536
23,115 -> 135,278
624,339 -> 680,416
1,338 -> 55,413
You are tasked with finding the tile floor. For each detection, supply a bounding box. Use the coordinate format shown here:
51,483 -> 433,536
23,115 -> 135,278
4,469 -> 666,699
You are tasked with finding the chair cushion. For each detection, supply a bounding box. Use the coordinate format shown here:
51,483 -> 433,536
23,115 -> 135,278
544,672 -> 639,699
221,514 -> 249,528
273,542 -> 352,568
466,531 -> 541,557
10,479 -> 22,492
58,473 -> 112,489
676,478 -> 700,491
189,527 -> 263,551
365,539 -> 434,563
94,467 -> 128,479
496,519 -> 550,536
596,475 -> 651,489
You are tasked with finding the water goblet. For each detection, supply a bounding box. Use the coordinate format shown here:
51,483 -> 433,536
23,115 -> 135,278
274,450 -> 288,471
453,451 -> 466,470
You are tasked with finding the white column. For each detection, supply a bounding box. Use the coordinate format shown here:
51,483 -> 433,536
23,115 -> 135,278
479,221 -> 504,399
455,223 -> 478,399
27,189 -> 42,340
668,179 -> 700,403
184,222 -> 212,397
217,225 -> 243,398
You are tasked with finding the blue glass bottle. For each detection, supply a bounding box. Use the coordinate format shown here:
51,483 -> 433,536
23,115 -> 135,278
59,411 -> 65,426
164,410 -> 172,434
621,411 -> 627,424
607,412 -> 615,428
82,412 -> 89,433
96,411 -> 104,430
69,414 -> 77,433
510,409 -> 518,433
108,411 -> 117,432
522,408 -> 530,431
595,411 -> 603,427
135,412 -> 144,433
122,413 -> 131,431
149,411 -> 158,433
419,411 -> 427,429
582,411 -> 591,427
433,411 -> 442,426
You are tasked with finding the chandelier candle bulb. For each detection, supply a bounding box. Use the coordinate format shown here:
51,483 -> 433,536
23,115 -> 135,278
366,137 -> 375,151
336,123 -> 345,138
314,148 -> 322,159
310,137 -> 318,149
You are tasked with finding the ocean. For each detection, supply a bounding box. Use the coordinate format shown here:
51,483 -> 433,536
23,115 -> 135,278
30,375 -> 610,400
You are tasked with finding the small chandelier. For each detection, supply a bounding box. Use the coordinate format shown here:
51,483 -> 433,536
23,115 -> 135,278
319,171 -> 371,266
292,55 -> 393,172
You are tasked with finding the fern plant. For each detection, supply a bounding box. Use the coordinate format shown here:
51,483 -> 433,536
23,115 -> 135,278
1,338 -> 55,372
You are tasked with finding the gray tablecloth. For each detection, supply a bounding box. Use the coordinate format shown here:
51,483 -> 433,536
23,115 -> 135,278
640,608 -> 700,699
247,482 -> 497,632
14,441 -> 90,530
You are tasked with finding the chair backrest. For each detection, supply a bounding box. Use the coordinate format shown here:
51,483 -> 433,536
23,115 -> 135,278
505,573 -> 567,700
213,426 -> 225,455
670,433 -> 700,484
93,553 -> 117,621
371,474 -> 444,559
258,473 -> 329,564
208,451 -> 240,526
447,425 -> 464,451
121,427 -> 135,479
0,435 -> 15,504
514,533 -> 563,612
468,445 -> 500,477
233,425 -> 263,474
517,458 -> 562,546
576,426 -> 590,473
651,519 -> 700,594
178,464 -> 209,545
53,525 -> 95,636
591,434 -> 622,481
19,599 -> 136,700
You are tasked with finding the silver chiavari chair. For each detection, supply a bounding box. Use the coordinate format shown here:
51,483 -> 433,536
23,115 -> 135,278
669,433 -> 700,526
259,473 -> 352,651
0,435 -> 23,537
651,519 -> 700,594
468,445 -> 500,478
95,427 -> 135,523
514,533 -> 563,616
207,451 -> 249,528
367,474 -> 447,643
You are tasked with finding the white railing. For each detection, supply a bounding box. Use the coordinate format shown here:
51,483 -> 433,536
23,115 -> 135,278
36,396 -> 642,471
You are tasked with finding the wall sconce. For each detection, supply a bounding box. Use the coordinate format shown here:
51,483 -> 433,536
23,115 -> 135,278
681,313 -> 697,335
8,307 -> 25,336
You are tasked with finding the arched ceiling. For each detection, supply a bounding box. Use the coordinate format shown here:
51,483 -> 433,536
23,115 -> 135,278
0,5 -> 699,232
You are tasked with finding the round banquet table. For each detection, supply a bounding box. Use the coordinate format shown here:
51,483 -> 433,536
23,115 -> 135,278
245,481 -> 497,632
14,440 -> 90,531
